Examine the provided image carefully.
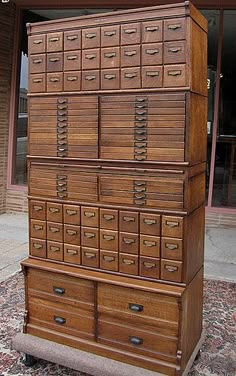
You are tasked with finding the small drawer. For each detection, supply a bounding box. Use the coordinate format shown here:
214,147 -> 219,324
140,256 -> 160,279
121,45 -> 140,67
64,30 -> 81,51
47,32 -> 63,52
82,27 -> 100,49
101,25 -> 120,47
142,43 -> 163,66
81,227 -> 99,248
29,74 -> 46,93
47,72 -> 63,92
82,48 -> 100,70
119,232 -> 139,255
100,209 -> 118,230
30,219 -> 46,239
47,203 -> 62,222
119,211 -> 138,233
81,206 -> 98,227
140,213 -> 160,236
64,71 -> 81,91
101,47 -> 120,69
64,224 -> 80,246
82,70 -> 99,91
161,260 -> 183,283
140,235 -> 160,257
161,237 -> 183,261
121,67 -> 141,89
82,247 -> 99,268
30,54 -> 46,74
47,241 -> 63,261
142,66 -> 163,88
64,244 -> 81,265
30,238 -> 47,258
162,216 -> 183,238
164,41 -> 186,64
164,18 -> 186,41
100,229 -> 118,251
47,222 -> 63,242
142,21 -> 163,43
121,23 -> 141,45
29,34 -> 46,54
64,51 -> 81,71
164,64 -> 187,87
119,253 -> 138,275
29,200 -> 46,220
47,53 -> 63,72
64,205 -> 80,225
101,69 -> 120,90
100,250 -> 118,272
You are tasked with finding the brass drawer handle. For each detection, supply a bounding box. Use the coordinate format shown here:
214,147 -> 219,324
57,99 -> 67,104
57,134 -> 67,140
146,49 -> 159,55
84,232 -> 95,238
165,265 -> 178,272
33,243 -> 43,249
67,35 -> 78,41
66,249 -> 78,255
136,110 -> 146,115
135,130 -> 146,135
103,234 -> 115,241
104,74 -> 116,80
143,261 -> 156,269
57,175 -> 67,180
49,207 -> 60,213
67,76 -> 78,81
57,129 -> 67,134
129,336 -> 143,345
135,143 -> 147,148
58,140 -> 67,146
57,186 -> 67,192
33,59 -> 43,64
136,117 -> 146,122
143,240 -> 156,247
123,237 -> 135,244
135,137 -> 147,142
67,55 -> 78,60
128,303 -> 143,312
134,199 -> 145,205
124,50 -> 137,56
104,30 -> 116,37
57,117 -> 67,122
85,75 -> 96,81
57,147 -> 67,153
168,24 -> 182,30
49,226 -> 60,233
49,77 -> 60,82
85,32 -> 97,39
134,150 -> 146,155
135,123 -> 146,128
136,97 -> 147,102
135,187 -> 146,193
57,110 -> 67,116
57,152 -> 67,158
166,221 -> 179,228
123,258 -> 135,265
66,209 -> 77,216
33,39 -> 43,44
134,193 -> 146,200
33,205 -> 43,211
49,37 -> 59,42
84,251 -> 96,259
124,28 -> 137,34
168,47 -> 181,53
49,57 -> 59,62
54,316 -> 66,325
134,181 -> 146,186
136,104 -> 147,109
168,70 -> 182,77
103,255 -> 115,262
33,224 -> 43,230
123,216 -> 135,222
33,78 -> 43,83
57,182 -> 66,187
66,229 -> 77,236
57,192 -> 67,198
124,73 -> 137,79
146,71 -> 159,77
135,156 -> 146,161
85,53 -> 96,60
143,219 -> 156,225
104,52 -> 116,58
103,214 -> 114,221
145,26 -> 159,32
50,246 -> 60,252
166,243 -> 178,250
84,211 -> 95,218
57,105 -> 67,110
53,286 -> 65,295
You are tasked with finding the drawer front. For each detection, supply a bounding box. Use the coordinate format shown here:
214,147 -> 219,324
100,209 -> 118,230
47,241 -> 63,261
142,66 -> 162,88
101,69 -> 120,90
140,257 -> 160,279
164,18 -> 186,41
64,244 -> 81,264
47,222 -> 63,242
164,41 -> 186,64
100,250 -> 118,272
161,238 -> 183,261
29,34 -> 46,54
82,48 -> 100,70
121,23 -> 141,45
47,32 -> 63,52
142,21 -> 162,43
121,45 -> 140,67
119,253 -> 138,275
119,211 -> 138,233
82,27 -> 100,49
101,47 -> 120,69
162,216 -> 183,238
30,54 -> 46,74
30,219 -> 46,239
81,206 -> 98,227
121,67 -> 141,89
47,202 -> 62,222
164,64 -> 187,87
63,205 -> 80,225
47,53 -> 63,72
64,30 -> 81,51
81,227 -> 99,248
161,260 -> 183,283
119,233 -> 139,254
82,247 -> 99,268
29,74 -> 46,93
100,229 -> 118,251
64,224 -> 80,245
142,44 -> 163,66
140,235 -> 160,257
82,70 -> 100,91
29,200 -> 46,220
140,213 -> 160,236
30,238 -> 47,258
101,25 -> 120,47
64,71 -> 81,91
47,73 -> 63,92
64,51 -> 81,71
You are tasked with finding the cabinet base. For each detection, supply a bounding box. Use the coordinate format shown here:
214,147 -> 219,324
11,331 -> 205,376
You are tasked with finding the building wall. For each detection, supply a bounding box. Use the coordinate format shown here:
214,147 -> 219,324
0,2 -> 16,214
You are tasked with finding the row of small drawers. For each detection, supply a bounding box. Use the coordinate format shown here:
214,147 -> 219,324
30,64 -> 187,93
30,41 -> 186,74
30,201 -> 184,238
29,18 -> 186,54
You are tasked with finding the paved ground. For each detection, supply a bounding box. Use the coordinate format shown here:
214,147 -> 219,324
0,213 -> 235,282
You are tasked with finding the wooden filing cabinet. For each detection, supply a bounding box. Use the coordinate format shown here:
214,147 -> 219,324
23,2 -> 207,375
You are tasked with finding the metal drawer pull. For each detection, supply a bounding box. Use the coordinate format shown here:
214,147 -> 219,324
104,30 -> 116,37
134,194 -> 146,199
136,104 -> 146,108
58,117 -> 67,122
57,134 -> 67,140
57,175 -> 67,180
168,70 -> 182,76
49,77 -> 59,82
143,240 -> 156,247
53,286 -> 65,295
168,24 -> 182,30
104,74 -> 116,80
135,143 -> 147,148
50,246 -> 60,252
33,243 -> 43,249
84,252 -> 96,259
49,207 -> 59,213
84,211 -> 95,218
146,71 -> 159,77
123,238 -> 135,244
123,258 -> 135,265
57,182 -> 66,187
128,303 -> 143,312
33,59 -> 43,64
57,99 -> 67,104
136,97 -> 147,102
143,262 -> 156,269
124,50 -> 137,56
146,49 -> 159,55
168,47 -> 181,53
85,32 -> 97,39
66,249 -> 78,255
57,152 -> 67,158
66,229 -> 77,235
54,316 -> 66,325
67,76 -> 78,81
57,192 -> 67,198
49,226 -> 60,233
125,73 -> 137,79
134,199 -> 145,205
166,243 -> 178,250
134,150 -> 146,155
134,181 -> 146,186
57,105 -> 67,110
146,26 -> 159,32
103,255 -> 115,262
166,221 -> 179,228
135,123 -> 146,128
135,187 -> 146,193
135,130 -> 146,136
135,156 -> 146,161
103,214 -> 114,221
57,108 -> 67,115
57,148 -> 67,153
129,336 -> 143,346
85,54 -> 96,60
57,124 -> 67,129
135,137 -> 146,142
57,129 -> 67,134
136,110 -> 146,115
124,28 -> 137,34
136,117 -> 146,121
33,224 -> 43,230
104,52 -> 116,58
165,265 -> 178,272
33,78 -> 42,83
143,219 -> 156,225
33,205 -> 43,211
49,57 -> 59,62
67,55 -> 78,60
67,35 -> 78,41
49,37 -> 59,42
58,140 -> 67,146
84,232 -> 95,238
85,75 -> 96,81
103,235 -> 115,241
57,186 -> 67,192
123,216 -> 135,222
33,39 -> 43,44
66,210 -> 77,216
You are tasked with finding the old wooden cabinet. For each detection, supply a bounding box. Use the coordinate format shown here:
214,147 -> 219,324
22,2 -> 207,375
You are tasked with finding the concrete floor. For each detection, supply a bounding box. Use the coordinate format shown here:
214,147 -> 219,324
0,213 -> 235,283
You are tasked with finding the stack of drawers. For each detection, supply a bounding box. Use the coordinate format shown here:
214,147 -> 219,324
23,2 -> 207,375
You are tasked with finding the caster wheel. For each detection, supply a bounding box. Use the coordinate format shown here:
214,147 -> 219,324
195,349 -> 201,361
22,353 -> 37,367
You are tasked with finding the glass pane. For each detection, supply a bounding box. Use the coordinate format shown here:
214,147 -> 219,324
212,10 -> 236,207
200,10 -> 220,201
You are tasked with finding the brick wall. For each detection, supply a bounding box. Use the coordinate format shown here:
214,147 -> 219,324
0,2 -> 16,213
